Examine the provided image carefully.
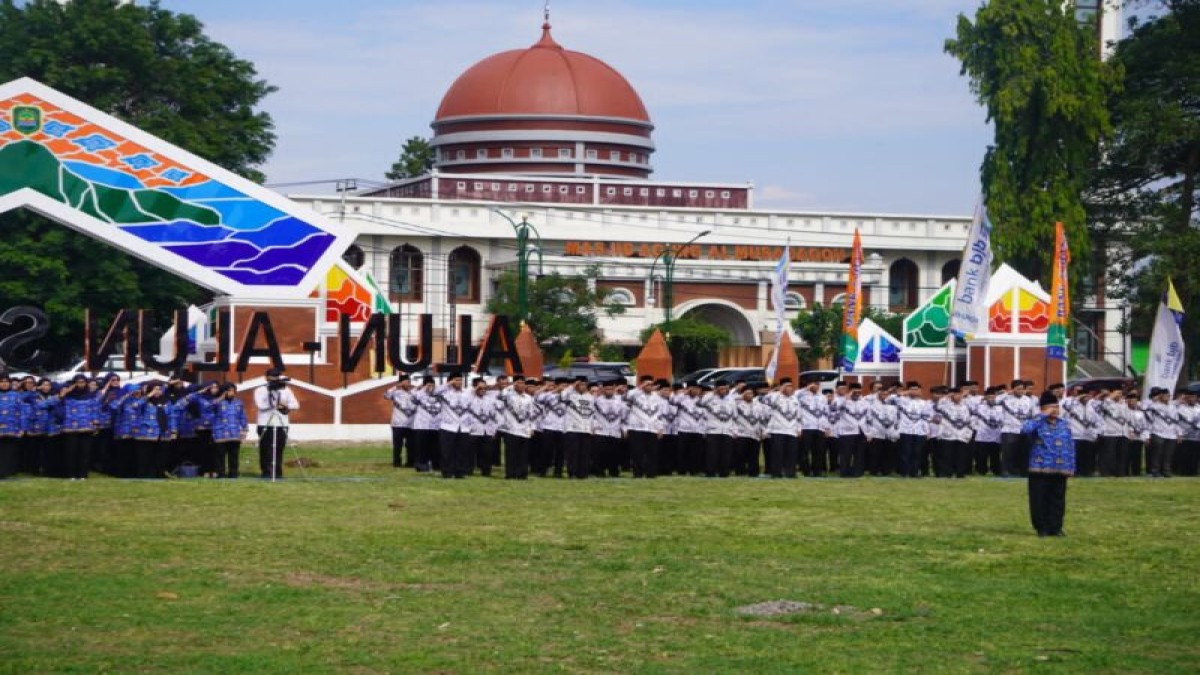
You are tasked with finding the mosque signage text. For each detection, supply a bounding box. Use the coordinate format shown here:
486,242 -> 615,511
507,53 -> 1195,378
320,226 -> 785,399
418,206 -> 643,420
562,241 -> 850,263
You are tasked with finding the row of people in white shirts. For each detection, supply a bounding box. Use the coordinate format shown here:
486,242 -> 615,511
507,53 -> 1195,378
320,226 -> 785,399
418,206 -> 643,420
384,374 -> 1200,444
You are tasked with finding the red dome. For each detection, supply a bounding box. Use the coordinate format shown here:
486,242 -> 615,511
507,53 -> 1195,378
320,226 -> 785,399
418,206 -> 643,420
435,24 -> 651,123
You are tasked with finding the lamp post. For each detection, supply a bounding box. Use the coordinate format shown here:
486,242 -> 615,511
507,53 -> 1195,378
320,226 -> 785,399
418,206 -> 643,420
493,209 -> 544,326
649,230 -> 711,337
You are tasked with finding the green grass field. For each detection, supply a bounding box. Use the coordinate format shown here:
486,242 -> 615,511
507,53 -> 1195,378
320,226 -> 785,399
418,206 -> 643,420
1,444 -> 1198,673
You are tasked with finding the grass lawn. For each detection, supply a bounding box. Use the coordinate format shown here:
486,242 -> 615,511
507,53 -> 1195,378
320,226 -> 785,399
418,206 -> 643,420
1,444 -> 1198,673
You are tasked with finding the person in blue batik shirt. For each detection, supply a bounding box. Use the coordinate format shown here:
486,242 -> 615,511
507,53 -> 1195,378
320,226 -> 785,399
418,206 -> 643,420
210,384 -> 248,478
1022,390 -> 1076,537
0,373 -> 26,478
58,374 -> 101,480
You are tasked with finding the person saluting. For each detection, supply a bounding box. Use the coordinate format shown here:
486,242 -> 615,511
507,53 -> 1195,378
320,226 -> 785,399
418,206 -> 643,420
1022,391 -> 1076,537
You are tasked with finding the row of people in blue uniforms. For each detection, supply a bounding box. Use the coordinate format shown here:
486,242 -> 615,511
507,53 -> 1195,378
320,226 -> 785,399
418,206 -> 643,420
0,372 -> 248,480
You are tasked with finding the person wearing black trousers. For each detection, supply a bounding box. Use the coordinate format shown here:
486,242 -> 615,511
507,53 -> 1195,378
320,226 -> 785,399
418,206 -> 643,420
559,377 -> 596,479
384,375 -> 416,468
253,369 -> 300,480
498,377 -> 538,479
1023,391 -> 1076,537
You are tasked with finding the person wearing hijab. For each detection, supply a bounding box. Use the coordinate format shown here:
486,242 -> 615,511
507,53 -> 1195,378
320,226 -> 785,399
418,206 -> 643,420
1022,391 -> 1076,537
58,374 -> 101,480
108,384 -> 142,478
132,382 -> 178,479
210,383 -> 248,478
183,382 -> 220,477
0,373 -> 26,478
25,379 -> 61,476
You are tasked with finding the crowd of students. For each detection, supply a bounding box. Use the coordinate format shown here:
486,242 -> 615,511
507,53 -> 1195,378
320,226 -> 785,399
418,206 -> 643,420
0,372 -> 249,480
383,374 -> 1200,481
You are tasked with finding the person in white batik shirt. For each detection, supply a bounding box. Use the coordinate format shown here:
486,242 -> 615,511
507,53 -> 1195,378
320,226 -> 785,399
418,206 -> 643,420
894,382 -> 932,478
559,377 -> 597,479
1060,387 -> 1100,476
796,379 -> 828,476
732,386 -> 766,476
761,379 -> 801,478
593,380 -> 628,477
935,387 -> 974,478
828,382 -> 869,478
410,377 -> 442,473
623,375 -> 664,478
1092,388 -> 1127,477
498,377 -> 538,479
383,374 -> 416,468
1142,387 -> 1178,477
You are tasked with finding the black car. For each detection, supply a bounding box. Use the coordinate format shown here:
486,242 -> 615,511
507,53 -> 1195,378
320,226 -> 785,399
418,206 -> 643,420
543,362 -> 635,385
702,368 -> 767,389
1066,377 -> 1137,393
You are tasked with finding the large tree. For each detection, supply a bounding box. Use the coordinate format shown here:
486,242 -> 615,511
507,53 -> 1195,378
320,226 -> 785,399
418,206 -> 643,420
1089,0 -> 1200,379
946,0 -> 1117,279
0,0 -> 276,369
386,136 -> 435,181
486,267 -> 625,363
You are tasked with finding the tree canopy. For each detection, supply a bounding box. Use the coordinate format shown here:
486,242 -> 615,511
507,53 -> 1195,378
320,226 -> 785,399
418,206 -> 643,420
792,303 -> 902,369
946,0 -> 1117,279
1089,0 -> 1200,378
386,136 -> 435,181
638,317 -> 732,361
486,267 -> 625,362
0,0 -> 277,369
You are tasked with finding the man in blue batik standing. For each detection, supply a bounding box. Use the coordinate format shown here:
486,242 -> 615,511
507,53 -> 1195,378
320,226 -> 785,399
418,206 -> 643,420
1022,390 -> 1076,537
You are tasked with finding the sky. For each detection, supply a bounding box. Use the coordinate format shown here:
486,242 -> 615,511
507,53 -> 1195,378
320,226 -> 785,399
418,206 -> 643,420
153,0 -> 1019,216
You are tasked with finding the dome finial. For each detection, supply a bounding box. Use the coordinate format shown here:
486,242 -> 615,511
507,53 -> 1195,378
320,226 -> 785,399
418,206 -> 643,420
535,1 -> 561,49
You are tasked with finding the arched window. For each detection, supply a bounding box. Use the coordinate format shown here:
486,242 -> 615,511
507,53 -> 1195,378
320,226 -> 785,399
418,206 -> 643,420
390,244 -> 423,302
341,243 -> 364,270
448,245 -> 481,303
941,259 -> 961,284
888,258 -> 919,311
607,287 -> 636,307
784,292 -> 806,311
830,293 -> 848,308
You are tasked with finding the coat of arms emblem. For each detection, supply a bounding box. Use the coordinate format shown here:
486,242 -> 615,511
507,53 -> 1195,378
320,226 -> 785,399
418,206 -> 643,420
12,106 -> 41,135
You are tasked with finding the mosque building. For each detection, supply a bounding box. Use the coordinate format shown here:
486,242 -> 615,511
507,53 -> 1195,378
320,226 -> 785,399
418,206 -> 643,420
289,14 -> 1124,372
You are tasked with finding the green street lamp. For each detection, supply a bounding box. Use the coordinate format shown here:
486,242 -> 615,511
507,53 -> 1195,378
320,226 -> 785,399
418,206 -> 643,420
493,209 -> 544,326
649,230 -> 711,337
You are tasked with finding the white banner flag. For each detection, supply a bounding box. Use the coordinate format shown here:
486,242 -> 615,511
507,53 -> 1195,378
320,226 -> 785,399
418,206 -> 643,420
765,245 -> 790,384
1143,279 -> 1186,401
950,202 -> 994,338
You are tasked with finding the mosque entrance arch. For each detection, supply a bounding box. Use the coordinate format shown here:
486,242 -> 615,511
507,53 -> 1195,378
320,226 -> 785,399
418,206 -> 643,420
676,301 -> 759,372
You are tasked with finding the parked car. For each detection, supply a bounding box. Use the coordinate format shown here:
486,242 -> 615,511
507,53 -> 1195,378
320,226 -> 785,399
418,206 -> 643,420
1066,377 -> 1138,393
799,369 -> 839,394
543,361 -> 635,385
699,367 -> 767,389
678,368 -> 718,386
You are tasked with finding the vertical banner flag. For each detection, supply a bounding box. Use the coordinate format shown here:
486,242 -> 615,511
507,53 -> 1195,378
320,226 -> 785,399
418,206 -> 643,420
949,202 -> 993,338
1047,221 -> 1070,360
1143,279 -> 1186,400
765,244 -> 791,384
840,229 -> 863,371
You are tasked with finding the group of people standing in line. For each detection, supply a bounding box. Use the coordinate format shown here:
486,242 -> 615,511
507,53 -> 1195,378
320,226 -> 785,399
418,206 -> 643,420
0,369 -> 304,481
383,373 -> 1200,483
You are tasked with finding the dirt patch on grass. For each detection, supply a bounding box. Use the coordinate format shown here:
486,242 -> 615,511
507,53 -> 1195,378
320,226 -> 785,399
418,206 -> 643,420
736,600 -> 884,622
